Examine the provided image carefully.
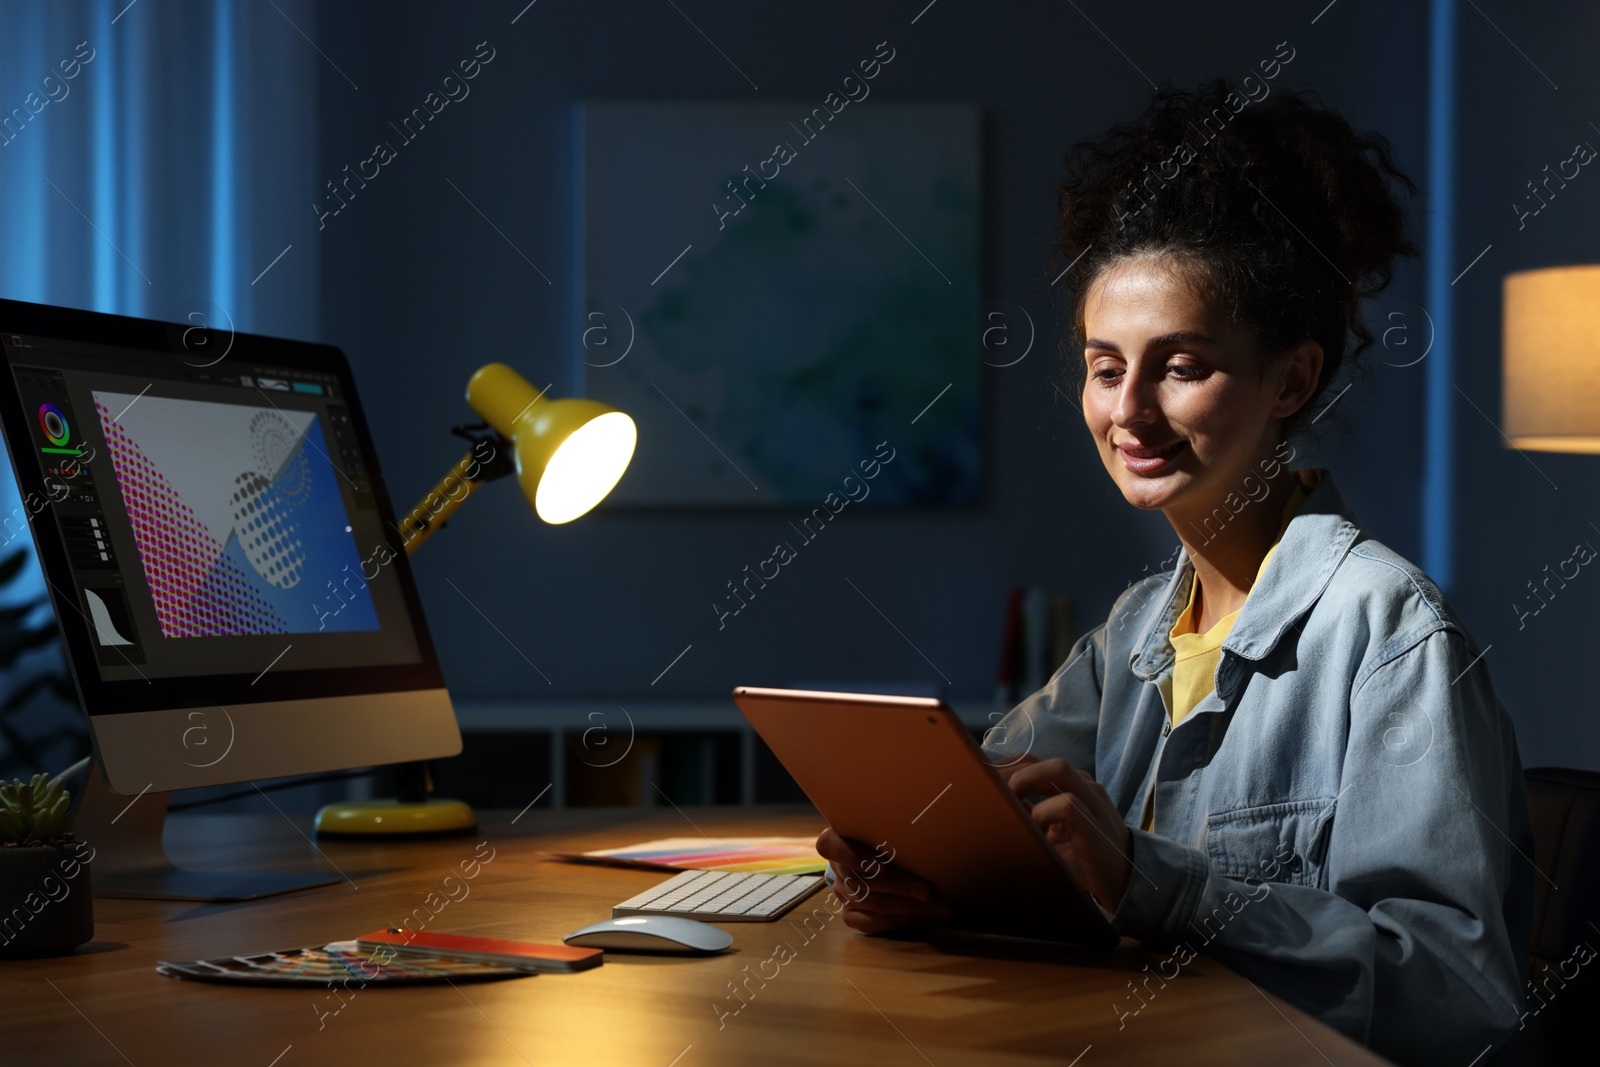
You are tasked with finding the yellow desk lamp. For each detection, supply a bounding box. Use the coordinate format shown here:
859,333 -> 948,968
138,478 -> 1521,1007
313,363 -> 637,837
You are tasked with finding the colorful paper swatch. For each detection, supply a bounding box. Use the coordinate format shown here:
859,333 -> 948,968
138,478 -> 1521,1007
157,940 -> 531,986
548,835 -> 827,876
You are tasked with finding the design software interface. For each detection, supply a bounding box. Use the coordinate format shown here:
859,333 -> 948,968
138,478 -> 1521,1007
2,333 -> 422,685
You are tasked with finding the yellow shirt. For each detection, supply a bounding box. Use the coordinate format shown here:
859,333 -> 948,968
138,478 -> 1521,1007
1140,471 -> 1315,831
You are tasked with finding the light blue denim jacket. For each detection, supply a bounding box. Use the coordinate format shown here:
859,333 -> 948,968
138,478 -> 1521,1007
981,471 -> 1532,1066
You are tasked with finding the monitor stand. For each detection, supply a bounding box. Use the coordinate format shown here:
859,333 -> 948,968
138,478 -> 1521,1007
74,763 -> 340,902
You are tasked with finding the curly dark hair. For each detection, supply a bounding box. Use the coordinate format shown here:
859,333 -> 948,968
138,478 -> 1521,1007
1054,77 -> 1420,439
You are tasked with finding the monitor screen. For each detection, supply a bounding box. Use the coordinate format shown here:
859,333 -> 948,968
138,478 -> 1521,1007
0,303 -> 446,718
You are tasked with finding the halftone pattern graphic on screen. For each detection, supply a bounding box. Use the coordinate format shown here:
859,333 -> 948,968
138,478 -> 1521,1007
95,404 -> 287,637
94,393 -> 377,638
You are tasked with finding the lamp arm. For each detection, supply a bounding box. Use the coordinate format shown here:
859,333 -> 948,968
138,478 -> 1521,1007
335,427 -> 509,838
397,432 -> 513,556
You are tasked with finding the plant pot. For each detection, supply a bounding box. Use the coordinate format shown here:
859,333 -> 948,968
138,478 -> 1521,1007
0,840 -> 94,958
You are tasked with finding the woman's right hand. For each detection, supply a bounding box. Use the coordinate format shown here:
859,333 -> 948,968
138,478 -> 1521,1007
814,828 -> 954,934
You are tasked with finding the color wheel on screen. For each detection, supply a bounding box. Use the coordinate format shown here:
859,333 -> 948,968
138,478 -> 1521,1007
38,402 -> 79,454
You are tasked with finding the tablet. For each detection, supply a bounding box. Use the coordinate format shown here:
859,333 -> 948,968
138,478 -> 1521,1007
731,686 -> 1119,947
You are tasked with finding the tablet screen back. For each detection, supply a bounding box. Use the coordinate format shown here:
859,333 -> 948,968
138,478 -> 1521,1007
732,686 -> 1118,947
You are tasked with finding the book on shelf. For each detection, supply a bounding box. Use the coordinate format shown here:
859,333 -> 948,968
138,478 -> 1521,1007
994,584 -> 1073,707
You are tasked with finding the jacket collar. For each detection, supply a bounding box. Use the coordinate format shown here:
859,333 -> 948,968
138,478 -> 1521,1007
1128,470 -> 1362,696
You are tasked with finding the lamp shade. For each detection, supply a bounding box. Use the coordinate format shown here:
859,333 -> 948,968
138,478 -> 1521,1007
465,363 -> 637,523
1503,264 -> 1600,453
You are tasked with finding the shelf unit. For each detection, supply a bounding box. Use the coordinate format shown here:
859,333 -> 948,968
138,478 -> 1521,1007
452,699 -> 1012,808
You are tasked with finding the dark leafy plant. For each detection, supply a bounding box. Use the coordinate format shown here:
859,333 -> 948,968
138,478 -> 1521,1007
0,547 -> 81,776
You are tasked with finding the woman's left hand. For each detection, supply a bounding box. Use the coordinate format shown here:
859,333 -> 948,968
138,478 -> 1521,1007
1000,756 -> 1133,913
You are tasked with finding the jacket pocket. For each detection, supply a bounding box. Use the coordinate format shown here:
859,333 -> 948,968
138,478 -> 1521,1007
1204,798 -> 1336,888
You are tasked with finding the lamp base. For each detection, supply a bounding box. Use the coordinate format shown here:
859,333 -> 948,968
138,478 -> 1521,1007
313,797 -> 478,839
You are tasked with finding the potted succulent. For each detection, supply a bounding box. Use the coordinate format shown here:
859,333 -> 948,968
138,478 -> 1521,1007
0,773 -> 93,958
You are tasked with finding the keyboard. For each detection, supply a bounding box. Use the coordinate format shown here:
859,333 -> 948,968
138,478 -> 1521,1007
614,869 -> 825,922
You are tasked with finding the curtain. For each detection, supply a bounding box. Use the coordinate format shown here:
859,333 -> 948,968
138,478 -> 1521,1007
0,0 -> 321,768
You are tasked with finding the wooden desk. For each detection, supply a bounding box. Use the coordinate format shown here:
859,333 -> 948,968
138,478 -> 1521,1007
1,807 -> 1392,1066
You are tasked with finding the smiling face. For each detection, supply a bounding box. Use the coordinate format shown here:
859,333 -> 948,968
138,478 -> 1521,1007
1080,255 -> 1319,521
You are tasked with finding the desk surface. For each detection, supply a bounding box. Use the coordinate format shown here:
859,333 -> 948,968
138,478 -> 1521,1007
1,807 -> 1391,1066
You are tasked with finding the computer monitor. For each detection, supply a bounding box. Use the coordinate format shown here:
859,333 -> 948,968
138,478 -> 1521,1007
0,298 -> 460,899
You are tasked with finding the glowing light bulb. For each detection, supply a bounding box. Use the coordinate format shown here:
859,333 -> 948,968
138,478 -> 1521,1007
534,411 -> 637,524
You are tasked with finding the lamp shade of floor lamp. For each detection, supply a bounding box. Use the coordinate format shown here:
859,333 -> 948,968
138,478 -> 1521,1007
1503,265 -> 1600,453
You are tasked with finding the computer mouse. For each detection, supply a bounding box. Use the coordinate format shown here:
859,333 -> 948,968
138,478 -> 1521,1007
562,916 -> 733,955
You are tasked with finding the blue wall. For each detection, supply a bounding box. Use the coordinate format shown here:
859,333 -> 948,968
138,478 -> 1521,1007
309,0 -> 1431,705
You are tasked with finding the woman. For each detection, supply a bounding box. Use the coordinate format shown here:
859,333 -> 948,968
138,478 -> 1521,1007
817,80 -> 1533,1066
